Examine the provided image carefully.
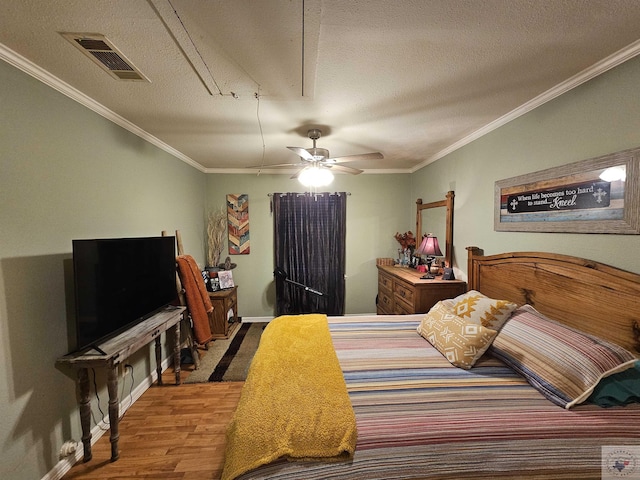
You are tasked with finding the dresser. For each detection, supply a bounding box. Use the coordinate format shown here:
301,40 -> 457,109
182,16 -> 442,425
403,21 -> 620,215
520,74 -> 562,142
377,265 -> 466,314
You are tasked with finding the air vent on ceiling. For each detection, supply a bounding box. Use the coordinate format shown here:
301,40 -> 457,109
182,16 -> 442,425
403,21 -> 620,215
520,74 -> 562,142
61,33 -> 149,82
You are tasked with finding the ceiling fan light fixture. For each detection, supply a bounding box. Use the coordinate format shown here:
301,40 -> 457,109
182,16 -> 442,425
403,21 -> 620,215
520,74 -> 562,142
298,165 -> 334,187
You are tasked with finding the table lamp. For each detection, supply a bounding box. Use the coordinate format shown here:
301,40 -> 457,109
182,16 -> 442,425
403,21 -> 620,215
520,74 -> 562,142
415,234 -> 443,279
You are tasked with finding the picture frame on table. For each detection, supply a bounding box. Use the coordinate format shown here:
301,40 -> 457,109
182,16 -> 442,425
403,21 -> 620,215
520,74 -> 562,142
218,270 -> 235,289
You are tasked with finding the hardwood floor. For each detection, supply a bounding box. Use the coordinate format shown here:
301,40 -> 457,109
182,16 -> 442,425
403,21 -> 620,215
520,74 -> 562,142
63,365 -> 244,480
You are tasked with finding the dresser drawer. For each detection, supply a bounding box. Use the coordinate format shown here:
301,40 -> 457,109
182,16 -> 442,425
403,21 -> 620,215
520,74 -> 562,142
394,282 -> 415,307
393,300 -> 413,315
378,289 -> 394,312
378,272 -> 393,293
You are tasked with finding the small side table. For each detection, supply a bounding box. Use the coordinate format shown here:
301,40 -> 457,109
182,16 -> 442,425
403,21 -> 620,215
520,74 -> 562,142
208,286 -> 240,339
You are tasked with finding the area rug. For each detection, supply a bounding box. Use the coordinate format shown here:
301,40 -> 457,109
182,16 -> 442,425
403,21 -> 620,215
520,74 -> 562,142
185,322 -> 267,383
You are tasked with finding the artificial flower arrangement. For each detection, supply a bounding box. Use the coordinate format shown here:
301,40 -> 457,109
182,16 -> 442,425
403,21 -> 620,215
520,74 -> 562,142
394,231 -> 416,250
394,231 -> 416,266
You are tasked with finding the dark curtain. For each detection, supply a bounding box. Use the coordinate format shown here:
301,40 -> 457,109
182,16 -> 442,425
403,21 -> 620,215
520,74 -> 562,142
273,192 -> 347,316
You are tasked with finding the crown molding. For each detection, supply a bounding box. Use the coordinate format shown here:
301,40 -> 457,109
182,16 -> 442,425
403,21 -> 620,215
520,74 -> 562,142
211,167 -> 411,175
412,39 -> 640,173
0,43 -> 206,173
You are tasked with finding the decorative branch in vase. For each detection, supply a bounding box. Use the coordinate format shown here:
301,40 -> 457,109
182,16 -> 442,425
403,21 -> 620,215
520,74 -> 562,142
206,207 -> 227,271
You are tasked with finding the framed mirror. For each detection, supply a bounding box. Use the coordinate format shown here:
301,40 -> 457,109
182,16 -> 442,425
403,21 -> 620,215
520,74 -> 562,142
416,191 -> 454,267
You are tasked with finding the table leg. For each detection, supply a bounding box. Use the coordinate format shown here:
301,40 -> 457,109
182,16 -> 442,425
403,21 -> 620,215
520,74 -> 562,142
155,336 -> 163,386
182,315 -> 200,370
106,366 -> 120,461
173,320 -> 181,385
77,368 -> 92,462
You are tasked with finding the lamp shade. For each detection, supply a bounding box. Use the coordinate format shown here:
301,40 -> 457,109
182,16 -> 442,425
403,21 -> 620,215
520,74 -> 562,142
415,235 -> 442,257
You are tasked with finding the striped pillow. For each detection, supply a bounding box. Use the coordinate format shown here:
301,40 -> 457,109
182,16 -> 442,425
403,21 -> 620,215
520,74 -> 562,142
489,305 -> 638,409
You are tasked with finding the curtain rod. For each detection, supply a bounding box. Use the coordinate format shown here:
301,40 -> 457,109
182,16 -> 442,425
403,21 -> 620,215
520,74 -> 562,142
267,192 -> 351,197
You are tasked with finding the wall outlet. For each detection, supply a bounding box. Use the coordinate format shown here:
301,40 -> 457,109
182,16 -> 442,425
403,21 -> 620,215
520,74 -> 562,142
118,363 -> 133,379
59,440 -> 78,458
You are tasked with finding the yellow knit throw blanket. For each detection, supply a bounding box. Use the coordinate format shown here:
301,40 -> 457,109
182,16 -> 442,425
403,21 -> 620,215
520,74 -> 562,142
221,314 -> 357,480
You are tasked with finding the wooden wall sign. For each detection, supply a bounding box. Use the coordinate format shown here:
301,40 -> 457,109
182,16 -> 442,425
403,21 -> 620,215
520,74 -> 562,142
227,194 -> 250,254
495,147 -> 640,234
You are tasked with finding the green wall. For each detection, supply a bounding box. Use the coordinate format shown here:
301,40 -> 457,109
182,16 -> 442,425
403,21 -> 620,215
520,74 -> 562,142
206,173 -> 410,317
411,55 -> 640,278
0,60 -> 206,480
0,58 -> 411,480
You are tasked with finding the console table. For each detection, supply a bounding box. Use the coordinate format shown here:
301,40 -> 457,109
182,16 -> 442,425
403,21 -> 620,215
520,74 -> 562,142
56,305 -> 185,463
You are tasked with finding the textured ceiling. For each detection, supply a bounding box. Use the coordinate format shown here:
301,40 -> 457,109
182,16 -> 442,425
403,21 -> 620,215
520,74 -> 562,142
2,0 -> 640,173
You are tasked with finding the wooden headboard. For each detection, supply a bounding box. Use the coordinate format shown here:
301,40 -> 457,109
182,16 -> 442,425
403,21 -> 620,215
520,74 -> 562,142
467,246 -> 640,354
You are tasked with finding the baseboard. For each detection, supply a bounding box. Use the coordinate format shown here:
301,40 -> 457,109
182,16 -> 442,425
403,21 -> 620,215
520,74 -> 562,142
241,316 -> 273,323
41,454 -> 78,480
43,358 -> 168,480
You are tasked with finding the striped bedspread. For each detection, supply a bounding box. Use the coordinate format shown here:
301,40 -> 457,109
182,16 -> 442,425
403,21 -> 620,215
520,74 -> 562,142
236,315 -> 640,479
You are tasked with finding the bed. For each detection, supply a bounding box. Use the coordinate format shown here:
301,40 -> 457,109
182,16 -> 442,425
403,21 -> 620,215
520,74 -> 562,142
223,247 -> 640,480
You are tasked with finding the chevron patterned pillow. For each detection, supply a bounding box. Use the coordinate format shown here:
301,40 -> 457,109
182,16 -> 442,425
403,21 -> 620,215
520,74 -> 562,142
417,301 -> 498,369
449,290 -> 518,331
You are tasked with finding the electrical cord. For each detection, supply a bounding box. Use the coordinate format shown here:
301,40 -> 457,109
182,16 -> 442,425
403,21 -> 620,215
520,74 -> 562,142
119,365 -> 135,422
255,87 -> 266,173
90,368 -> 109,432
165,0 -> 224,96
89,365 -> 136,431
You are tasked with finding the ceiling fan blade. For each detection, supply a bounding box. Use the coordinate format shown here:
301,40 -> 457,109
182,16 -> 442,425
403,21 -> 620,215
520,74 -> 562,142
330,152 -> 384,163
246,162 -> 301,169
287,146 -> 315,162
328,164 -> 364,175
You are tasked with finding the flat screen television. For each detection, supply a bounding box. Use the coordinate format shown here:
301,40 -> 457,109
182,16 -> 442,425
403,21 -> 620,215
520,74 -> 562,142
72,236 -> 177,354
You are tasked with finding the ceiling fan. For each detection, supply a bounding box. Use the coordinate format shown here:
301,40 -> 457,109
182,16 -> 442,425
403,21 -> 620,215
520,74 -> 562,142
286,128 -> 383,175
251,129 -> 383,185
